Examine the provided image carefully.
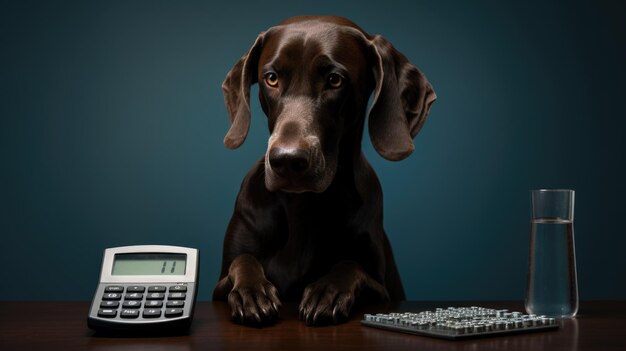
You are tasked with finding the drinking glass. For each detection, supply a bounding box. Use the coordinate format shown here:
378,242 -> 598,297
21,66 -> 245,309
525,189 -> 578,318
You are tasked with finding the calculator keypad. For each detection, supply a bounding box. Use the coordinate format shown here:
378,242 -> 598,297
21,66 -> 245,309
97,285 -> 187,320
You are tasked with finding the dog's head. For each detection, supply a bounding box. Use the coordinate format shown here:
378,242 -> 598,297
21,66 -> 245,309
222,16 -> 436,193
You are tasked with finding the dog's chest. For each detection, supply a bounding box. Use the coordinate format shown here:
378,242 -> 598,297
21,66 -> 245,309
264,195 -> 361,300
263,183 -> 368,300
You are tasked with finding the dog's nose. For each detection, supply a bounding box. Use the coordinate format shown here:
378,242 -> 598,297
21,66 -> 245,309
268,148 -> 310,178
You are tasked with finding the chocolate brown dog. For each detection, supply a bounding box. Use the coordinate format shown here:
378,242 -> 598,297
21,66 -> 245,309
213,16 -> 435,326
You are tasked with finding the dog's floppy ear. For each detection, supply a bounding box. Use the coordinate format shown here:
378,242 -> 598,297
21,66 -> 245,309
367,35 -> 436,161
222,33 -> 265,149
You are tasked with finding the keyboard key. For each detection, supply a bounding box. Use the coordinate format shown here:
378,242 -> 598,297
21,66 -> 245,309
102,293 -> 122,300
146,292 -> 165,300
168,292 -> 186,300
148,286 -> 166,292
166,300 -> 184,308
125,293 -> 143,300
165,308 -> 183,318
145,300 -> 163,308
98,309 -> 117,318
169,285 -> 187,292
127,286 -> 145,293
120,309 -> 140,319
105,286 -> 124,293
143,309 -> 162,318
100,301 -> 119,308
122,300 -> 142,308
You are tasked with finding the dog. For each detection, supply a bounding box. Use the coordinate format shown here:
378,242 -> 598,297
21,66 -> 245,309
213,16 -> 436,326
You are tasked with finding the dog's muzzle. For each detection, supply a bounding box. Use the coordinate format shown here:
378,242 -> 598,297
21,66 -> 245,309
264,133 -> 333,193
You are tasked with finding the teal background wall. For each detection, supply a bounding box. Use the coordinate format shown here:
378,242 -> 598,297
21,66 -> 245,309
1,0 -> 625,301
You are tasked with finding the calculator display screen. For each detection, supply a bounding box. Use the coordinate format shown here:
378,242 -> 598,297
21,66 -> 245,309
111,253 -> 187,275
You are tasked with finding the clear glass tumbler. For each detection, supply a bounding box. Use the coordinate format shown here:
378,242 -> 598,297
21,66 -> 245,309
525,189 -> 578,318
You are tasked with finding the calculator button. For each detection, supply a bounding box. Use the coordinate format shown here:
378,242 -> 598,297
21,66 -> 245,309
102,293 -> 122,300
169,285 -> 187,292
148,286 -> 166,292
100,301 -> 120,308
127,286 -> 145,293
98,309 -> 117,318
168,292 -> 186,300
166,300 -> 184,308
120,309 -> 140,318
165,308 -> 184,318
122,300 -> 142,308
146,292 -> 165,300
143,309 -> 162,318
125,293 -> 144,300
145,300 -> 163,308
105,286 -> 124,293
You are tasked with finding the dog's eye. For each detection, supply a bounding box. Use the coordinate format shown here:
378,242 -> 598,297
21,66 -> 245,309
328,73 -> 343,89
264,72 -> 279,87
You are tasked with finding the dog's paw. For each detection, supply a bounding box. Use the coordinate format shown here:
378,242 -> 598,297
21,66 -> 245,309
228,279 -> 281,325
298,280 -> 355,326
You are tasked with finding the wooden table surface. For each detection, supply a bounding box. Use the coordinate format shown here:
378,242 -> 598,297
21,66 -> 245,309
1,300 -> 625,350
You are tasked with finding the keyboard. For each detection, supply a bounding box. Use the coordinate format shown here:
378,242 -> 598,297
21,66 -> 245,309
361,306 -> 559,340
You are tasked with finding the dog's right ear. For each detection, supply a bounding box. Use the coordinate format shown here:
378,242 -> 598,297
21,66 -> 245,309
222,33 -> 265,149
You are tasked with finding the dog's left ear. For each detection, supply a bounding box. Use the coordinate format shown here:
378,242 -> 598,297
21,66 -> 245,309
368,35 -> 436,161
222,33 -> 265,149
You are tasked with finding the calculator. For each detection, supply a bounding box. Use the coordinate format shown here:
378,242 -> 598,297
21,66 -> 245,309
87,245 -> 199,332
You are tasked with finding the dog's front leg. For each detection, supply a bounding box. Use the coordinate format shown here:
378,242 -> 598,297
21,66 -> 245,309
214,254 -> 281,325
299,261 -> 389,325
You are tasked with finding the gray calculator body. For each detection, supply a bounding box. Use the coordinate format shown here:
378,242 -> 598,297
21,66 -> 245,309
87,245 -> 199,332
